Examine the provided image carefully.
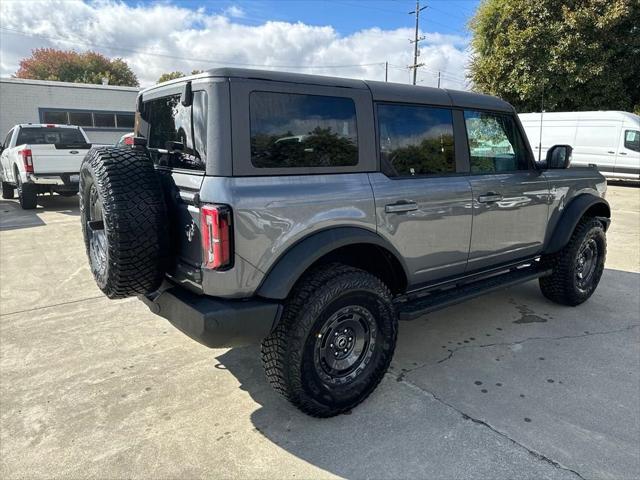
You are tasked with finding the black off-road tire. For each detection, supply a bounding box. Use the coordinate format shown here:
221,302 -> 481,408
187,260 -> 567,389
2,181 -> 14,200
80,146 -> 169,299
539,217 -> 606,306
261,264 -> 398,417
16,175 -> 37,209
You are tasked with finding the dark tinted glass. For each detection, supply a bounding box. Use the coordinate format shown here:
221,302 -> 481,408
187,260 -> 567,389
94,113 -> 116,128
42,111 -> 68,124
250,92 -> 358,168
68,112 -> 93,127
378,104 -> 455,176
624,130 -> 640,152
464,111 -> 529,173
142,92 -> 206,171
116,113 -> 135,129
17,127 -> 85,145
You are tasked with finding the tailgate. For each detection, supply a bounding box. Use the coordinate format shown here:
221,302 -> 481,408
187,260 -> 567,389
28,144 -> 89,174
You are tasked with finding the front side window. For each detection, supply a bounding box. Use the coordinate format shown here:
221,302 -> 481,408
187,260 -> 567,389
464,111 -> 529,173
624,130 -> 640,152
142,91 -> 207,171
16,127 -> 86,145
378,104 -> 455,177
250,91 -> 358,169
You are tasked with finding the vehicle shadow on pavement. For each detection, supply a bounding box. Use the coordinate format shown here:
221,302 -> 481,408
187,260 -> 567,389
214,268 -> 640,479
0,196 -> 79,231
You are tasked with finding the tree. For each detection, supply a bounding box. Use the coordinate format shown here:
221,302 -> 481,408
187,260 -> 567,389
157,70 -> 204,83
468,0 -> 640,114
15,48 -> 138,87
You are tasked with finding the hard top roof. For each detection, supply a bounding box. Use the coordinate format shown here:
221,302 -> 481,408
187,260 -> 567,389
145,67 -> 514,113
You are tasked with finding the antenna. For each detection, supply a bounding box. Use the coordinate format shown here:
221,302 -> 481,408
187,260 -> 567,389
538,83 -> 545,162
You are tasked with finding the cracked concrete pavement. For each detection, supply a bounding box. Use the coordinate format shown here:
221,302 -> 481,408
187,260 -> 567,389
1,185 -> 639,479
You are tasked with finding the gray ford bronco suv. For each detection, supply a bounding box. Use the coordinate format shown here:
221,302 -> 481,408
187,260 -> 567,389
80,68 -> 610,417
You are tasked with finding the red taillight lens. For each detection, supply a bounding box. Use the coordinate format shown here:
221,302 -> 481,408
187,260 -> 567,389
20,149 -> 33,173
200,205 -> 231,269
124,136 -> 134,145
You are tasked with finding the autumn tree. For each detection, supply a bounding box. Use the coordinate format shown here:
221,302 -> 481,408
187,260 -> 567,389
15,48 -> 138,87
157,70 -> 204,83
468,0 -> 640,113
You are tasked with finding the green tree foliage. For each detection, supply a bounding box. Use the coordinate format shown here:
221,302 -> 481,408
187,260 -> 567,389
469,0 -> 640,113
15,48 -> 138,87
157,70 -> 204,83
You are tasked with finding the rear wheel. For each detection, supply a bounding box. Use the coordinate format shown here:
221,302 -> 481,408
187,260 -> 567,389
16,174 -> 37,209
80,146 -> 169,298
1,181 -> 14,200
261,264 -> 398,417
539,218 -> 606,306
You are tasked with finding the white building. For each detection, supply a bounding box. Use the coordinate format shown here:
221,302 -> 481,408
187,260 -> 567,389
0,77 -> 139,145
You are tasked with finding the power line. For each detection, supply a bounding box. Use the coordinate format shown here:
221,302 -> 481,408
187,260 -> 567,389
0,27 -> 386,71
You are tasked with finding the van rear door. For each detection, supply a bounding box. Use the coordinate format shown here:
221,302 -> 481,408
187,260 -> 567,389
137,86 -> 208,288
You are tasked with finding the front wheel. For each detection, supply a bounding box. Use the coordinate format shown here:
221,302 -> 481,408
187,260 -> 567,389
539,218 -> 606,306
1,181 -> 14,200
261,264 -> 398,417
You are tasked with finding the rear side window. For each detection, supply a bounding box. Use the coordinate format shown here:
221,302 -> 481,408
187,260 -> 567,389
16,127 -> 85,145
624,130 -> 640,152
377,104 -> 455,177
250,91 -> 358,168
142,91 -> 207,171
464,111 -> 529,173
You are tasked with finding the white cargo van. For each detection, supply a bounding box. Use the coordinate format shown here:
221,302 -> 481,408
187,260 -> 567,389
519,111 -> 640,180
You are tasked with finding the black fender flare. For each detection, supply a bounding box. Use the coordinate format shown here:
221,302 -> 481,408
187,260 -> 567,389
545,193 -> 610,254
256,227 -> 409,300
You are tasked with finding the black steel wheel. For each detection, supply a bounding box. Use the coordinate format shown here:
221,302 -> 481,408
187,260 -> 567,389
539,217 -> 606,306
261,264 -> 398,417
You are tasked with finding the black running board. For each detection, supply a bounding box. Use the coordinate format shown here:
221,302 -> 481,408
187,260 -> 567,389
396,265 -> 551,321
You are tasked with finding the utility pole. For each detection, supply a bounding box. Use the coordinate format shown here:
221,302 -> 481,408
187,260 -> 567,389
409,0 -> 427,85
437,71 -> 441,88
385,61 -> 388,82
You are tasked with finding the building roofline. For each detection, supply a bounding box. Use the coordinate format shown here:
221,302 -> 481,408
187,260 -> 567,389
0,77 -> 140,92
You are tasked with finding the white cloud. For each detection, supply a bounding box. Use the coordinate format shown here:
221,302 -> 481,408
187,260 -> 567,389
0,0 -> 471,89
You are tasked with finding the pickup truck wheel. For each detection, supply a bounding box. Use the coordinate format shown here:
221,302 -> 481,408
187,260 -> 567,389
1,181 -> 14,200
261,264 -> 398,417
539,218 -> 606,306
80,147 -> 169,299
16,175 -> 37,209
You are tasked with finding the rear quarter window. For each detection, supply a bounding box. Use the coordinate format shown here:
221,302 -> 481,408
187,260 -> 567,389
141,91 -> 207,171
249,91 -> 358,168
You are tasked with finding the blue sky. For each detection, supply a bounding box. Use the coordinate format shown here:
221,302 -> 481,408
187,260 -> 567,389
125,0 -> 479,36
1,0 -> 481,87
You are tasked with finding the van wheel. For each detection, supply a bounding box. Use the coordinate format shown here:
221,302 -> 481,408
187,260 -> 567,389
261,264 -> 398,417
2,181 -> 14,200
80,147 -> 169,299
16,175 -> 37,209
539,218 -> 606,306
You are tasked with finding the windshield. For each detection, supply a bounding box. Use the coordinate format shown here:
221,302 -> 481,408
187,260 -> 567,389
16,127 -> 86,145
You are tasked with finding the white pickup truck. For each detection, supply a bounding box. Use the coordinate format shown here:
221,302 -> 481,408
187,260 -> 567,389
0,124 -> 92,209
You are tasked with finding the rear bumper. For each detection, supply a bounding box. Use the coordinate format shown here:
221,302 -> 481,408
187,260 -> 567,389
139,286 -> 282,348
28,173 -> 79,186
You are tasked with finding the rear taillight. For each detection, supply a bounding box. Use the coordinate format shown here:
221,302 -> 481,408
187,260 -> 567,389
20,149 -> 33,173
200,204 -> 232,269
124,136 -> 134,145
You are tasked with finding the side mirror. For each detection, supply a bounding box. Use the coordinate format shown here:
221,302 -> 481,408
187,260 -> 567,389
180,81 -> 193,107
545,144 -> 573,169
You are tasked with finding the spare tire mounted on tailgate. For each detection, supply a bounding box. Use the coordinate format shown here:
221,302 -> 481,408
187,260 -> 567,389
80,146 -> 169,298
